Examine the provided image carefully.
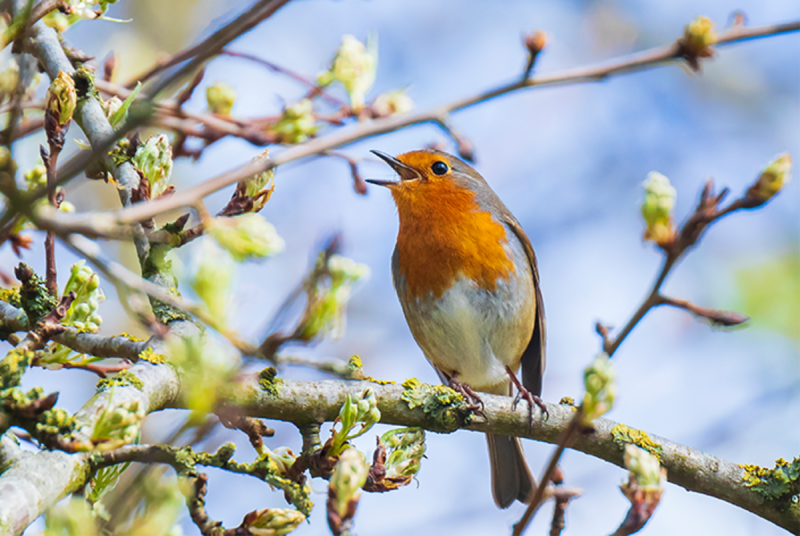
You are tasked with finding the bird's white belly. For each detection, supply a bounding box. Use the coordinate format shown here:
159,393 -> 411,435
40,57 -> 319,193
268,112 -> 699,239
400,274 -> 535,394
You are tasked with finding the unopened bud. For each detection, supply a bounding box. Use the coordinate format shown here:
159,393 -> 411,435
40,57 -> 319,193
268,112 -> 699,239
641,171 -> 677,247
620,444 -> 666,516
372,89 -> 413,117
524,31 -> 548,54
269,99 -> 320,144
206,213 -> 285,262
47,71 -> 77,127
318,34 -> 378,111
681,16 -> 717,70
206,81 -> 236,116
246,508 -> 306,536
748,153 -> 791,205
328,447 -> 368,533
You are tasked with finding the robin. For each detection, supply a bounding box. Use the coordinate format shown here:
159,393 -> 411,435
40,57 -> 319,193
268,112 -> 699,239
367,149 -> 546,508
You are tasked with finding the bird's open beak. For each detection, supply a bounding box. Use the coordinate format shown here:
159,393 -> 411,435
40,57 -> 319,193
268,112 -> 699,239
367,150 -> 421,186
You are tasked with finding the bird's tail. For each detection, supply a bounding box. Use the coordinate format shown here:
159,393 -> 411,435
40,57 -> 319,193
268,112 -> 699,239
486,433 -> 535,508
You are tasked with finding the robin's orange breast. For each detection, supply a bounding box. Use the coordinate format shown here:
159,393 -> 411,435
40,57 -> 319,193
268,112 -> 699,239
391,178 -> 516,300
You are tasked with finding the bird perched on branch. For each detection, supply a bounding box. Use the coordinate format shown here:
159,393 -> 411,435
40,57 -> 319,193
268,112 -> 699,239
368,149 -> 546,508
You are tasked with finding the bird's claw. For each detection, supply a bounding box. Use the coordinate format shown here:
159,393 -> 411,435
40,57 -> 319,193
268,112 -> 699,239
449,379 -> 486,417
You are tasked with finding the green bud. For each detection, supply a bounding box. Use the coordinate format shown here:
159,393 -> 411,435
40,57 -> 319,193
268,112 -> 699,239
47,71 -> 77,126
318,34 -> 378,111
269,99 -> 320,144
581,353 -> 616,426
240,149 -> 277,212
101,96 -> 123,121
191,239 -> 234,320
247,508 -> 306,536
620,444 -> 667,509
133,134 -> 173,198
372,89 -> 413,117
641,171 -> 677,247
206,213 -> 285,262
381,427 -> 426,485
206,81 -> 236,116
24,162 -> 47,191
329,447 -> 368,518
749,153 -> 792,203
43,11 -> 70,33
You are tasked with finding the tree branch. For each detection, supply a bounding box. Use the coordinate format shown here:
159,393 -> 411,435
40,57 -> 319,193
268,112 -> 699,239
37,18 -> 798,230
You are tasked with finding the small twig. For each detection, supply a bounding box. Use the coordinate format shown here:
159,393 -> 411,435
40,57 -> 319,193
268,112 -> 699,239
41,144 -> 62,297
323,151 -> 366,194
60,360 -> 132,378
513,407 -> 583,536
435,116 -> 475,162
657,295 -> 749,327
221,49 -> 346,107
522,31 -> 548,80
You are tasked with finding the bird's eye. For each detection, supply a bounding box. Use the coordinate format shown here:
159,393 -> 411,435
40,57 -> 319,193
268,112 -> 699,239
431,161 -> 449,175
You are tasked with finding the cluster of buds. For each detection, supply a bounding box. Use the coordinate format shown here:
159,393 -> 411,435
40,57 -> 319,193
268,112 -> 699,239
45,71 -> 77,151
372,89 -> 414,117
132,134 -> 173,199
641,171 -> 677,248
327,447 -> 369,536
206,81 -> 236,116
0,60 -> 19,105
206,213 -> 285,262
328,388 -> 381,457
581,352 -> 616,427
297,253 -> 370,342
61,260 -> 104,332
45,497 -> 98,536
241,508 -> 306,536
746,153 -> 792,207
365,427 -> 426,491
90,399 -> 145,451
269,99 -> 320,144
619,445 -> 667,529
44,0 -> 125,32
318,34 -> 378,112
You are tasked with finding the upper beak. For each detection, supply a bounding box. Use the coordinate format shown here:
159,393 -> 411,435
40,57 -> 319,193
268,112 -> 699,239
366,150 -> 421,187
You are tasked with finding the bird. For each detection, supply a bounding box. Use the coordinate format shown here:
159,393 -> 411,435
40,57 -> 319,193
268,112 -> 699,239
367,148 -> 546,508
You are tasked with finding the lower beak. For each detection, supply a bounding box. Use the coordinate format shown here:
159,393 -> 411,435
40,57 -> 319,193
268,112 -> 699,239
368,150 -> 421,186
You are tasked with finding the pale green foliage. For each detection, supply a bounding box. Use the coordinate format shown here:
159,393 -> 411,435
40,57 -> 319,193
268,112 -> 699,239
329,447 -> 369,518
206,81 -> 236,116
269,99 -> 320,144
299,254 -> 370,341
24,161 -> 46,191
166,333 -> 237,423
0,59 -> 19,104
43,0 -> 126,31
245,151 -> 276,199
91,398 -> 144,451
44,497 -> 98,536
329,388 -> 381,457
132,134 -> 173,198
123,472 -> 189,536
106,82 -> 141,129
206,213 -> 285,262
317,34 -> 378,111
381,427 -> 425,482
191,239 -> 235,321
581,353 -> 616,426
247,508 -> 306,536
86,460 -> 131,506
641,171 -> 676,245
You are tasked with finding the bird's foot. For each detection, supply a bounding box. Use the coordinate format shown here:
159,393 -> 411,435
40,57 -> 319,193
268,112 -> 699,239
448,378 -> 485,417
506,367 -> 548,432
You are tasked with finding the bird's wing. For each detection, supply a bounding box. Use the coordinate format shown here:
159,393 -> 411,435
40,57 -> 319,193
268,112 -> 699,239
503,216 -> 546,396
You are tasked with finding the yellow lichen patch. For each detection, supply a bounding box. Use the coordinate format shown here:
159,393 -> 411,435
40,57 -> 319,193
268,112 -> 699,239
138,347 -> 166,364
0,286 -> 21,305
96,370 -> 144,391
345,355 -> 394,384
400,378 -> 469,432
740,457 -> 800,500
0,348 -> 34,389
559,396 -> 575,406
120,332 -> 145,342
611,424 -> 663,461
259,367 -> 284,397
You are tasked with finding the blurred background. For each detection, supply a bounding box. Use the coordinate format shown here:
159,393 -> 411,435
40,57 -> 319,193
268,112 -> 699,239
4,0 -> 799,534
